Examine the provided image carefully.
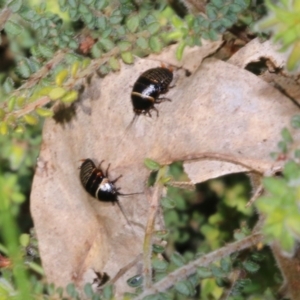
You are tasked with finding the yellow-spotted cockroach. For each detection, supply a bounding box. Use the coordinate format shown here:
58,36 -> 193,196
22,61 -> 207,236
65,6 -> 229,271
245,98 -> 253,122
131,66 -> 173,117
79,159 -> 139,224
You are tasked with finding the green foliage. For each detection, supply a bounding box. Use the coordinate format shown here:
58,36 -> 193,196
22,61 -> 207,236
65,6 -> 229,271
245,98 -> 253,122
256,118 -> 300,254
257,0 -> 300,70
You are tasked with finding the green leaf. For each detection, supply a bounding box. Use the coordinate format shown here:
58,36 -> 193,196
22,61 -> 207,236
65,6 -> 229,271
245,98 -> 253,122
136,37 -> 148,49
108,57 -> 120,71
144,158 -> 161,170
287,41 -> 300,70
36,107 -> 54,117
152,258 -> 168,271
127,274 -> 143,287
4,20 -> 22,35
121,52 -> 133,64
66,283 -> 77,298
84,283 -> 94,297
161,197 -> 175,209
211,265 -> 226,278
94,0 -> 107,10
220,257 -> 231,273
148,22 -> 160,35
281,127 -> 293,143
68,0 -> 78,8
126,14 -> 139,33
3,77 -> 14,94
242,260 -> 260,273
263,177 -> 288,197
61,90 -> 78,103
23,114 -> 39,125
206,5 -> 218,20
197,267 -> 212,278
152,244 -> 165,253
55,69 -> 69,86
38,44 -> 54,59
99,38 -> 115,52
149,36 -> 162,53
154,229 -> 169,239
49,87 -> 67,100
19,233 -> 30,247
291,115 -> 300,129
175,280 -> 194,296
176,41 -> 186,60
7,97 -> 16,112
0,122 -> 8,135
8,0 -> 23,12
170,252 -> 186,267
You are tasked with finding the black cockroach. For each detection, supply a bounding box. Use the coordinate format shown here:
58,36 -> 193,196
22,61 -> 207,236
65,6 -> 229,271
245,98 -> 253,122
131,66 -> 173,117
79,159 -> 139,224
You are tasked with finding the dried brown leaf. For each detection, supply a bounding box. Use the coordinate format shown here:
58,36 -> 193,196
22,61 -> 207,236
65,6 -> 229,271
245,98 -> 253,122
31,44 -> 300,298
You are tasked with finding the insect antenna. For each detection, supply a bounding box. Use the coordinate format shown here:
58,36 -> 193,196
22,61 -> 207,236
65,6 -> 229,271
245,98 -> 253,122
117,113 -> 140,148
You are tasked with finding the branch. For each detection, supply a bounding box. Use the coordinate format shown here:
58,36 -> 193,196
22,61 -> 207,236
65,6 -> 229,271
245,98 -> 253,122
134,233 -> 264,300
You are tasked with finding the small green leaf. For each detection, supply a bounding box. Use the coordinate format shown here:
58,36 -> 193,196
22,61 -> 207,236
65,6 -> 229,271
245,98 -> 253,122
71,61 -> 80,78
37,44 -> 54,59
291,115 -> 300,129
197,267 -> 212,278
7,97 -> 16,112
49,87 -> 67,100
118,41 -> 131,52
281,127 -> 293,143
19,233 -> 30,247
175,280 -> 194,296
211,265 -> 226,278
263,177 -> 288,197
23,114 -> 39,125
136,37 -> 148,49
152,258 -> 168,271
4,20 -> 22,35
66,283 -> 77,298
84,283 -> 94,297
148,22 -> 160,35
176,41 -> 186,60
36,107 -> 54,117
242,260 -> 260,273
55,69 -> 69,86
94,0 -> 107,10
17,59 -> 31,78
126,14 -> 139,32
220,257 -> 231,273
8,0 -> 23,12
170,252 -> 186,267
144,158 -> 161,170
152,244 -> 165,253
99,38 -> 115,52
149,36 -> 162,53
109,57 -> 120,71
61,90 -> 78,103
0,122 -> 8,135
127,274 -> 143,287
14,125 -> 24,133
154,229 -> 169,239
3,77 -> 14,94
82,58 -> 91,69
121,52 -> 133,64
161,197 -> 175,209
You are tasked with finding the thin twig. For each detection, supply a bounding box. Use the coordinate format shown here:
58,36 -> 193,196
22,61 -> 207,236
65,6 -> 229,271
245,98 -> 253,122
143,167 -> 168,289
134,233 -> 264,300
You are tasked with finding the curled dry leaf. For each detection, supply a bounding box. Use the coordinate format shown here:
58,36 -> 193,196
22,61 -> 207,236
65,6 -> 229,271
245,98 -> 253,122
31,43 -> 300,298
